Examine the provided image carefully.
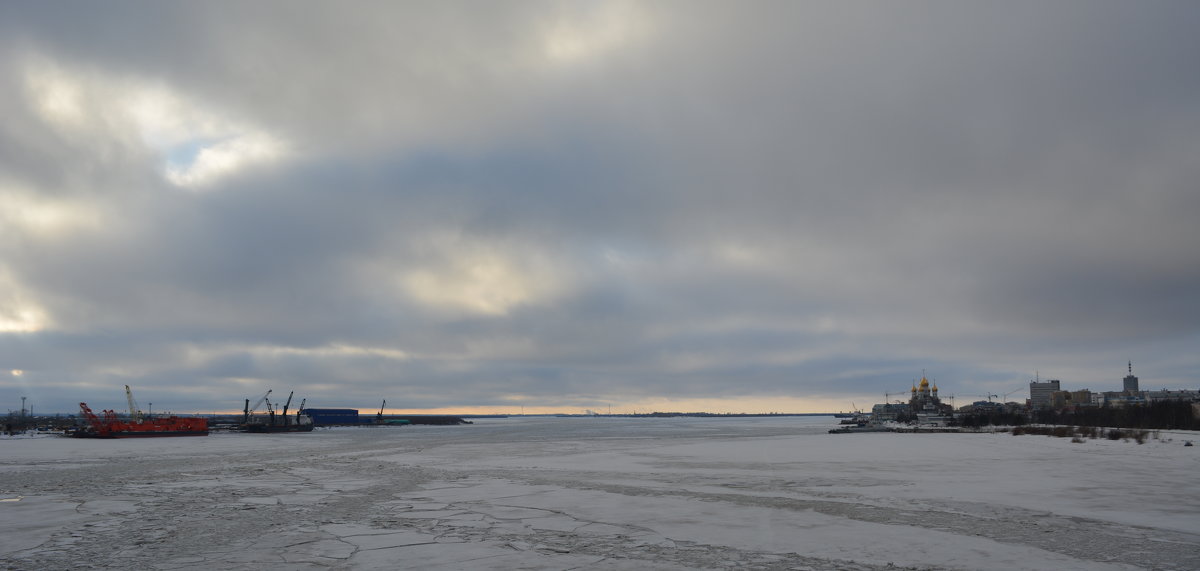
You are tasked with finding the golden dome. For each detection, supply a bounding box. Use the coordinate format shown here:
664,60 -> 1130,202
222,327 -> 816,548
932,384 -> 939,392
919,377 -> 929,388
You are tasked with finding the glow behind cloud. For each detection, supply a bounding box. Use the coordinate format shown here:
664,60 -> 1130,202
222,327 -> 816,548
21,54 -> 286,189
164,133 -> 284,188
0,268 -> 50,333
400,236 -> 567,316
542,2 -> 649,65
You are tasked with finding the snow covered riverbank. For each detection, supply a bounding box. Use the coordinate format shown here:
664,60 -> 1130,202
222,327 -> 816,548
2,416 -> 1197,569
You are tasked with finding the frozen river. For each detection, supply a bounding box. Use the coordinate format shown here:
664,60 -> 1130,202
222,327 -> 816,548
2,416 -> 1198,570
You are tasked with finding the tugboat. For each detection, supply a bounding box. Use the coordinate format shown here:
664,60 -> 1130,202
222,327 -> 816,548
73,387 -> 208,438
241,390 -> 314,433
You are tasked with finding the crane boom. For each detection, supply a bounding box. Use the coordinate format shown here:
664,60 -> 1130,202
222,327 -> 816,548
125,385 -> 143,422
79,402 -> 106,433
247,390 -> 272,415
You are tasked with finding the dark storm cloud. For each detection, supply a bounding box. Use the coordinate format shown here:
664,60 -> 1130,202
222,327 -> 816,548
2,2 -> 1199,414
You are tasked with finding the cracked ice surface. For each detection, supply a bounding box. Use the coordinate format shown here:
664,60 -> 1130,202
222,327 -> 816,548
1,417 -> 1198,570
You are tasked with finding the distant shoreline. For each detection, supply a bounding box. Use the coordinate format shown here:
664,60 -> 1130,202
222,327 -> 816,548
9,412 -> 841,419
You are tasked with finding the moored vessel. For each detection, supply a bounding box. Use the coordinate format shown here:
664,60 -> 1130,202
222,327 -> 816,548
243,412 -> 314,432
240,390 -> 314,433
73,402 -> 209,438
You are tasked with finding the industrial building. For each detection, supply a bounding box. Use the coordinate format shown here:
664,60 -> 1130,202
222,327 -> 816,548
301,408 -> 361,426
870,402 -> 907,421
1029,379 -> 1061,409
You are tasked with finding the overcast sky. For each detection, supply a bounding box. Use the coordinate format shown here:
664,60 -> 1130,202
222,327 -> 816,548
2,1 -> 1199,415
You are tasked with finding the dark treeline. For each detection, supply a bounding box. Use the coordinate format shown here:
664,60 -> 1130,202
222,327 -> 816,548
1032,401 -> 1199,430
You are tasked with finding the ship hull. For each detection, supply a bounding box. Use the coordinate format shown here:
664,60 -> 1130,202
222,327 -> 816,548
72,416 -> 209,438
74,430 -> 209,438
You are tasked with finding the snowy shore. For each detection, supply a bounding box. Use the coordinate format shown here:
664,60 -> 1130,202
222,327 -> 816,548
2,416 -> 1197,570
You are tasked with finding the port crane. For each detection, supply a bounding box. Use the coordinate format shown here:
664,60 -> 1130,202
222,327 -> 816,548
968,388 -> 1024,405
75,403 -> 128,436
78,402 -> 110,436
377,399 -> 386,423
124,385 -> 144,423
281,391 -> 294,418
243,389 -> 272,423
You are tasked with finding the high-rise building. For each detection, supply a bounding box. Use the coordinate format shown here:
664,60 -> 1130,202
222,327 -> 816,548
1029,379 -> 1061,409
1123,361 -> 1139,393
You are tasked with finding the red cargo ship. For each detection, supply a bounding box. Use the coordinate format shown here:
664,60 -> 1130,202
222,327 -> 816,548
74,402 -> 209,438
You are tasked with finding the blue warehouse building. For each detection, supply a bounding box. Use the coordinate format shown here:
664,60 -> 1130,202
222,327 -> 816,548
301,408 -> 361,426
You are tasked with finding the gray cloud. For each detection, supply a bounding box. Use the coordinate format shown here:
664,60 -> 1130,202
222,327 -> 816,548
2,2 -> 1199,414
